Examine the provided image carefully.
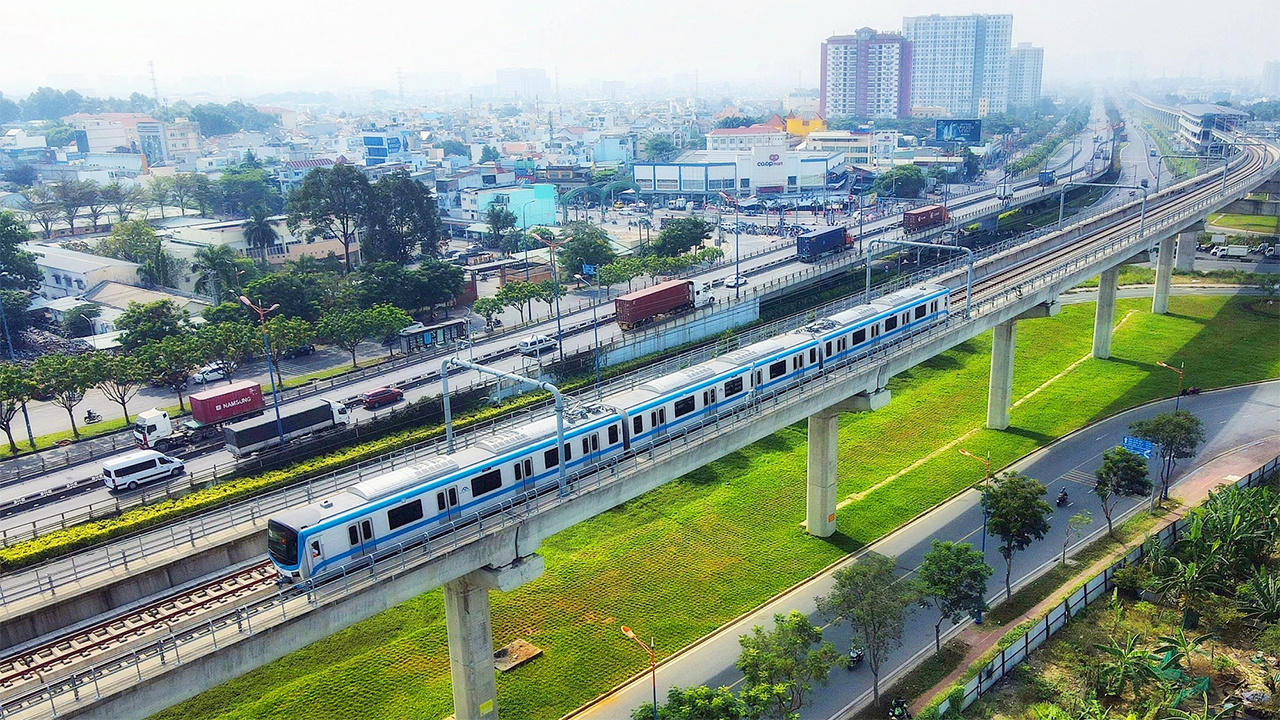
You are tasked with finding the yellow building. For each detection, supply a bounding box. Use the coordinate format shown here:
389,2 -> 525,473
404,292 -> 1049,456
785,111 -> 826,138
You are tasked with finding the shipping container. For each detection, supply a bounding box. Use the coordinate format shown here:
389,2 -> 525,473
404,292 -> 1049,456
223,398 -> 349,457
796,227 -> 850,262
902,205 -> 950,232
614,280 -> 712,330
189,381 -> 265,426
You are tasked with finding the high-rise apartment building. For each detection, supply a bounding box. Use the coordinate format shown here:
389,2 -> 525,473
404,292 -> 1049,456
820,28 -> 912,119
902,13 -> 1013,118
1264,61 -> 1280,97
1008,42 -> 1044,110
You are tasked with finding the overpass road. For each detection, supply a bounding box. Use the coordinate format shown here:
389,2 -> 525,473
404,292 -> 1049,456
0,117 -> 1110,540
570,381 -> 1280,720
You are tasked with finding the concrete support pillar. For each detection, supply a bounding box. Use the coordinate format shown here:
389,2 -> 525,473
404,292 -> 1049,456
444,556 -> 545,720
1152,234 -> 1175,315
1093,266 -> 1120,359
1174,230 -> 1197,272
987,320 -> 1017,430
806,389 -> 889,537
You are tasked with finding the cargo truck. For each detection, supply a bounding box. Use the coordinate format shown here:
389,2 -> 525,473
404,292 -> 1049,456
902,205 -> 950,233
1038,170 -> 1056,186
223,398 -> 350,457
614,279 -> 713,331
796,227 -> 850,262
134,380 -> 265,451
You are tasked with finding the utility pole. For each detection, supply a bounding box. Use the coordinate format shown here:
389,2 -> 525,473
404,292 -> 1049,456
149,61 -> 162,108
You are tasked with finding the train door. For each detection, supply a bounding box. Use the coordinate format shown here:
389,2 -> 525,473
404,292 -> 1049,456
434,487 -> 460,523
345,519 -> 376,559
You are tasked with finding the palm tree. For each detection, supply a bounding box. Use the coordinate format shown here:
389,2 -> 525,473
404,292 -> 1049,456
1153,628 -> 1212,676
191,244 -> 242,304
1150,558 -> 1221,629
1237,567 -> 1280,624
1094,633 -> 1158,698
242,207 -> 280,261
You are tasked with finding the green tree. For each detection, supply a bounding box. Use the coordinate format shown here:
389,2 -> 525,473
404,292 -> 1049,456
169,174 -> 197,214
472,297 -> 504,328
986,471 -> 1054,599
139,334 -> 202,411
496,280 -> 539,323
364,170 -> 442,263
194,322 -> 259,383
91,352 -> 148,423
915,541 -> 993,653
202,301 -> 252,325
632,686 -> 745,720
652,217 -> 712,257
1094,447 -> 1152,537
115,299 -> 190,351
736,610 -> 839,720
1129,410 -> 1205,508
366,303 -> 413,358
137,242 -> 182,289
191,244 -> 244,304
84,186 -> 110,232
0,211 -> 41,291
645,135 -> 678,162
439,140 -> 468,157
1062,510 -> 1093,565
188,173 -> 219,217
287,164 -> 371,272
0,291 -> 31,334
242,207 -> 280,261
62,303 -> 101,338
558,221 -> 617,275
484,204 -> 518,250
1093,633 -> 1158,698
873,165 -> 926,198
1153,628 -> 1212,676
242,273 -> 320,322
263,316 -> 314,386
219,167 -> 282,218
148,176 -> 175,219
479,145 -> 501,163
533,280 -> 561,317
30,353 -> 101,439
52,179 -> 98,234
317,305 -> 410,368
98,181 -> 145,223
598,256 -> 646,293
20,186 -> 60,239
1151,557 -> 1221,629
816,554 -> 916,702
0,363 -> 36,453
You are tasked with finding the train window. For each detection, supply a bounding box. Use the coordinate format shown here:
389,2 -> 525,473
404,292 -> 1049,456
852,328 -> 866,344
633,416 -> 643,434
825,341 -> 832,356
348,525 -> 360,546
810,348 -> 817,364
387,500 -> 424,531
524,458 -> 533,477
361,520 -> 372,540
871,324 -> 880,338
437,492 -> 447,511
564,443 -> 572,461
885,315 -> 898,331
916,305 -> 927,319
931,301 -> 938,313
659,408 -> 666,424
769,360 -> 786,379
544,447 -> 559,468
514,462 -> 523,481
791,356 -> 800,370
472,470 -> 502,498
839,338 -> 847,351
755,370 -> 762,385
448,489 -> 457,507
650,410 -> 658,427
674,396 -> 695,417
725,376 -> 744,396
903,312 -> 911,325
311,540 -> 323,559
608,425 -> 619,444
592,434 -> 600,451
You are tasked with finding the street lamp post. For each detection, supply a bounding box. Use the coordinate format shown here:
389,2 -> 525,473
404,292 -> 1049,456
1154,153 -> 1227,194
238,295 -> 286,449
0,275 -> 36,448
959,448 -> 992,624
1058,181 -> 1147,240
1156,360 -> 1186,412
574,273 -> 603,398
734,165 -> 741,300
622,625 -> 658,720
520,199 -> 539,282
534,234 -> 566,362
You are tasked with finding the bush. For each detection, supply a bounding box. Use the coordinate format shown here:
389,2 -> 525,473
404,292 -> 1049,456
1257,623 -> 1280,657
1111,564 -> 1153,599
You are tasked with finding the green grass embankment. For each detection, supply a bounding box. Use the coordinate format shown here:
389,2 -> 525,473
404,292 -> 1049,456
154,296 -> 1279,720
1207,212 -> 1280,234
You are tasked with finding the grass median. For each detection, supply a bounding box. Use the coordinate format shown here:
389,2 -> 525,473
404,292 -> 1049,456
154,296 -> 1278,720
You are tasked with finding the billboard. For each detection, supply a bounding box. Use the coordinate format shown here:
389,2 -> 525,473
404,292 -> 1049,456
936,119 -> 982,144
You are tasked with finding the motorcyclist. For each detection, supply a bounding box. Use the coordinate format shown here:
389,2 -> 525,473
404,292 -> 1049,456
847,646 -> 864,669
1057,487 -> 1069,506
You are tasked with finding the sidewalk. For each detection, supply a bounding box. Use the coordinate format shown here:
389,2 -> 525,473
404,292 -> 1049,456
910,434 -> 1280,713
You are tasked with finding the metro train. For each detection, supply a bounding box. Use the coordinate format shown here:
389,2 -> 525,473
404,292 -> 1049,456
267,284 -> 952,581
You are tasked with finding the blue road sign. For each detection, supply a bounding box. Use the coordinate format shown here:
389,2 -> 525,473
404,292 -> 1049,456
581,264 -> 596,276
1121,436 -> 1155,459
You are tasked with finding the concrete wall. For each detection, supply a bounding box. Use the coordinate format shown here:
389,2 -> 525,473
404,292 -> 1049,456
598,298 -> 761,367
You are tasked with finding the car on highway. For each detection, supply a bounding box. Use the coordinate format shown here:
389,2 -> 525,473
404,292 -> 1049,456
280,344 -> 316,359
518,334 -> 558,357
190,363 -> 227,384
724,274 -> 749,288
102,450 -> 184,491
360,387 -> 403,409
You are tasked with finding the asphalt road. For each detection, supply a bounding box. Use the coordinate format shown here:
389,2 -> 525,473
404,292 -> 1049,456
574,380 -> 1280,720
0,119 -> 1110,531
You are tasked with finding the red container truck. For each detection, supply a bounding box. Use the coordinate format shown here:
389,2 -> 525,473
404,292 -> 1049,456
614,279 -> 714,331
902,204 -> 950,232
134,380 -> 266,450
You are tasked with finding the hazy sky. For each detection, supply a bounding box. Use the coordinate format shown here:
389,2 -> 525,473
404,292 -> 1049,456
4,0 -> 1277,97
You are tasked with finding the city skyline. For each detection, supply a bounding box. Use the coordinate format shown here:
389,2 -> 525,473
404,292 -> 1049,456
4,0 -> 1278,99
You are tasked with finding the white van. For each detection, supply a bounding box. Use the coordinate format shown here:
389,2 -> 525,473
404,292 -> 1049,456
518,334 -> 558,357
102,450 -> 185,491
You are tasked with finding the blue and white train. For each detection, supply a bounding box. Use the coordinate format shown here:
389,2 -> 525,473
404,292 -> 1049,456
267,284 -> 951,581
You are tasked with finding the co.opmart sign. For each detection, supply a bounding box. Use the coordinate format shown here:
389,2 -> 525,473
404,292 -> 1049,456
756,153 -> 782,167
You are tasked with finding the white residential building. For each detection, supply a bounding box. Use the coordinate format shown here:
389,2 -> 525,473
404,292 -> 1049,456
902,13 -> 1013,118
1264,61 -> 1280,97
819,28 -> 912,119
21,244 -> 142,299
705,126 -> 787,152
1008,43 -> 1044,110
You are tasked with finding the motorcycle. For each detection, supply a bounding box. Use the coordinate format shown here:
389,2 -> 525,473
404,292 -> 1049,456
847,647 -> 865,670
889,698 -> 913,720
1057,488 -> 1069,507
84,410 -> 102,425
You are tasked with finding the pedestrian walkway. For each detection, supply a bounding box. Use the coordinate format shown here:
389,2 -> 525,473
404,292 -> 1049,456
910,433 -> 1280,713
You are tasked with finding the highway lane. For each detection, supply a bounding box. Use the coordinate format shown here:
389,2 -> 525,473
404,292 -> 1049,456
0,123 -> 1111,531
571,380 -> 1280,720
